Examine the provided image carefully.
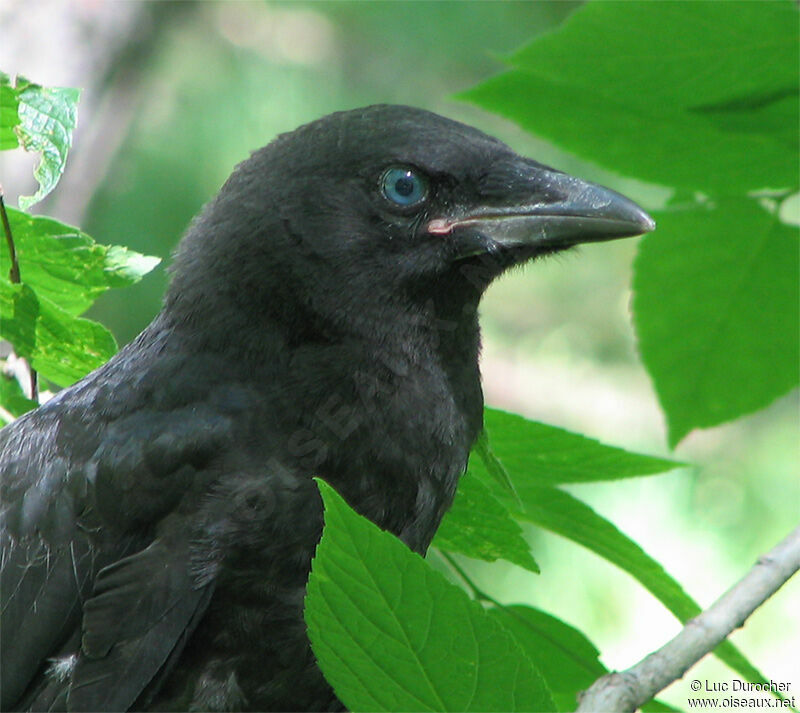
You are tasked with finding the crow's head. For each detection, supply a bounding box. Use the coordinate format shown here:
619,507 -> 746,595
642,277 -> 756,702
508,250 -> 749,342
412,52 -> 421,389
167,105 -> 653,341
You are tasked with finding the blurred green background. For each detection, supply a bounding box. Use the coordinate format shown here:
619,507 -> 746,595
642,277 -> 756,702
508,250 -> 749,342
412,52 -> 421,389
2,1 -> 797,706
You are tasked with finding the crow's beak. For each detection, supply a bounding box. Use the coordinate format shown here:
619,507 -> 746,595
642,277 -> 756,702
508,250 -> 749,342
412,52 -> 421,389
428,165 -> 655,252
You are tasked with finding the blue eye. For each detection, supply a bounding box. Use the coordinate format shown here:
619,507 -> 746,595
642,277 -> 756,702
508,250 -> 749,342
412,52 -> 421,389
381,166 -> 428,206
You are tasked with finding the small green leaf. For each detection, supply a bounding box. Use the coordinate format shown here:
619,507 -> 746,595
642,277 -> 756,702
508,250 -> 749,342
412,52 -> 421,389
10,76 -> 80,210
487,605 -> 605,712
104,245 -> 162,287
474,407 -> 681,485
0,278 -> 117,386
433,471 -> 539,573
4,206 -> 160,316
306,479 -> 555,712
633,199 -> 799,447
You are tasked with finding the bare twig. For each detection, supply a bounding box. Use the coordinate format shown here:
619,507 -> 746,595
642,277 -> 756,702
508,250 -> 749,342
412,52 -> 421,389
438,549 -> 506,608
0,186 -> 20,283
576,525 -> 800,713
0,186 -> 38,401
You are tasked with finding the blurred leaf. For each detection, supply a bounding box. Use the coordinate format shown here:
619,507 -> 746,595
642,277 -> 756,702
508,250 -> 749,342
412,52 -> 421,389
433,471 -> 539,573
8,76 -> 80,210
0,278 -> 117,386
633,199 -> 799,447
476,407 -> 681,485
487,605 -> 605,712
460,1 -> 799,193
0,370 -> 37,425
5,207 -> 160,316
0,72 -> 21,150
305,479 -> 554,712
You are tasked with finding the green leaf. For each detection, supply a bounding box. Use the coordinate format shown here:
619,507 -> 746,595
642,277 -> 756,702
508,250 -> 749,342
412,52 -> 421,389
433,471 -> 539,573
487,605 -> 605,712
475,407 -> 681,485
509,2 -> 797,110
633,199 -> 799,447
0,280 -> 37,356
472,428 -> 521,501
504,484 -> 700,619
104,245 -> 163,287
692,89 -> 798,156
460,1 -> 799,193
305,479 -> 555,712
10,76 -> 80,210
0,369 -> 38,425
0,72 -> 21,150
642,701 -> 682,713
4,206 -> 160,316
0,278 -> 117,386
475,475 -> 766,689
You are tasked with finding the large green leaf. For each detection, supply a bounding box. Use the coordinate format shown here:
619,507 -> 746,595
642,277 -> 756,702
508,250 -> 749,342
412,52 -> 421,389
6,75 -> 81,210
0,278 -> 117,386
5,206 -> 160,316
433,471 -> 539,573
305,479 -> 555,712
633,199 -> 799,447
510,2 -> 797,110
478,408 -> 681,485
460,1 -> 799,193
487,605 -> 605,712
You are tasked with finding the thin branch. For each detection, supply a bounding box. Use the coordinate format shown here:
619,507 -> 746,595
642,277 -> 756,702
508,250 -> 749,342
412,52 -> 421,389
0,186 -> 38,402
28,365 -> 38,403
576,524 -> 800,713
0,186 -> 20,283
439,550 -> 506,608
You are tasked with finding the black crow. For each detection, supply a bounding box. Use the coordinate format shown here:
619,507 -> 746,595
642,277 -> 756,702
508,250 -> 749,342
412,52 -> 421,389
0,105 -> 654,711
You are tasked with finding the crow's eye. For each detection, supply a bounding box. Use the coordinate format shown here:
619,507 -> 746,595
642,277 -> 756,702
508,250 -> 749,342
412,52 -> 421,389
381,166 -> 428,207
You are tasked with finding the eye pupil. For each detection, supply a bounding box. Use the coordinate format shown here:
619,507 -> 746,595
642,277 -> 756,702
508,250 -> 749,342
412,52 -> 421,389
381,166 -> 427,206
395,177 -> 414,197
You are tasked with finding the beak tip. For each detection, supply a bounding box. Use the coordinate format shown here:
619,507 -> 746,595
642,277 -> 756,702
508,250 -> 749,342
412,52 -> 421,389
612,194 -> 655,238
640,211 -> 656,234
